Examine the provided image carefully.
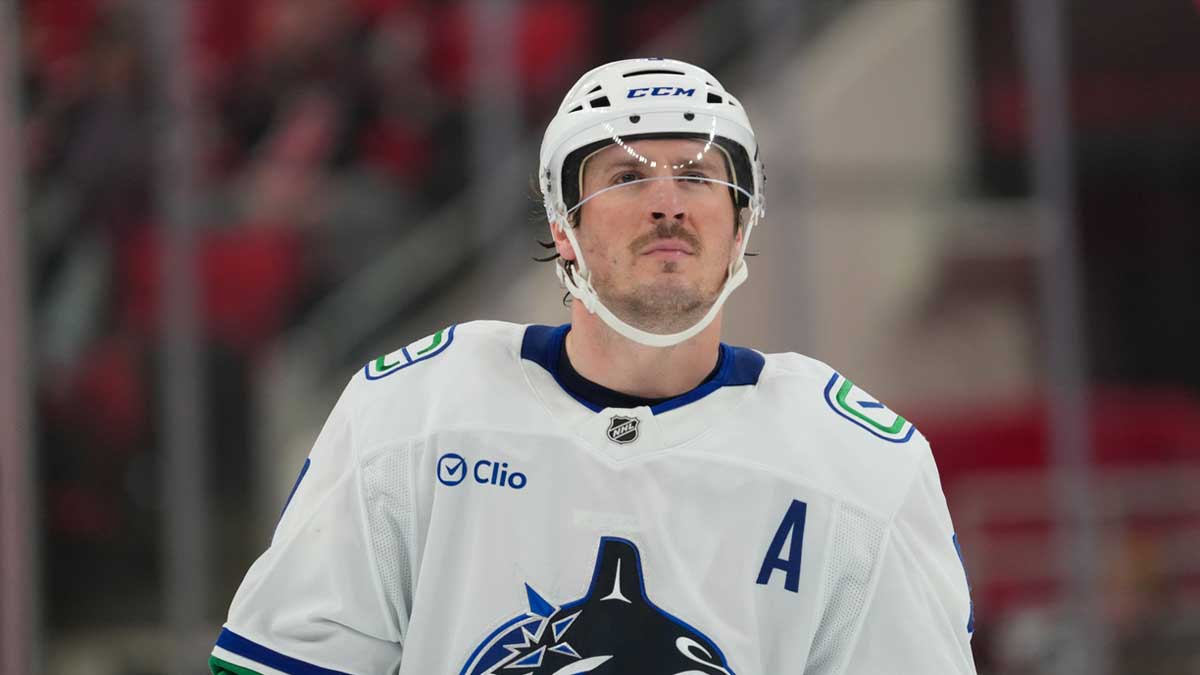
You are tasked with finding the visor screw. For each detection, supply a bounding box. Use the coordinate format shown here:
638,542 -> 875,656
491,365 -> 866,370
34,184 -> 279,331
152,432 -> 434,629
684,112 -> 695,121
629,115 -> 641,124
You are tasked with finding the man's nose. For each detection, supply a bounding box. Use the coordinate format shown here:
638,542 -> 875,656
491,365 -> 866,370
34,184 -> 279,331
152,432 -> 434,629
648,178 -> 686,222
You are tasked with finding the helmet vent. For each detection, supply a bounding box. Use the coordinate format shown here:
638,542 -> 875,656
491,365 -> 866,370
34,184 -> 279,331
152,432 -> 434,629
586,85 -> 602,94
707,93 -> 724,104
588,96 -> 611,108
622,68 -> 685,77
568,104 -> 584,113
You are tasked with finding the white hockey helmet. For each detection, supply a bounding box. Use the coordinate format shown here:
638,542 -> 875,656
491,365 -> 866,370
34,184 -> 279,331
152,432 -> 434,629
539,57 -> 765,347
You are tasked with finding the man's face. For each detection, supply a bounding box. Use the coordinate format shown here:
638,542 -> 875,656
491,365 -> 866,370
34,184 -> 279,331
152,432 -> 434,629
560,138 -> 741,334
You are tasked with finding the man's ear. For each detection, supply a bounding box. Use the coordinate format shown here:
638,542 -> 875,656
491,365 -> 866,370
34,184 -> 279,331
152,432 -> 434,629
730,215 -> 745,265
550,220 -> 577,262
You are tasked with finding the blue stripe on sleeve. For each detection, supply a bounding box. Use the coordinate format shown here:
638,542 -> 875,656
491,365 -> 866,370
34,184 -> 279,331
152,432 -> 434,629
215,628 -> 352,675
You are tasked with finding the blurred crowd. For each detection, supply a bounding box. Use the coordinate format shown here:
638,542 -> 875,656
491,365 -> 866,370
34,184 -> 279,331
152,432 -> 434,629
20,0 -> 695,630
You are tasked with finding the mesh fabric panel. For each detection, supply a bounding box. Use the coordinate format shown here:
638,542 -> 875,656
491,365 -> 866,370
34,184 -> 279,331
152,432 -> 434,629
361,449 -> 415,640
804,502 -> 886,675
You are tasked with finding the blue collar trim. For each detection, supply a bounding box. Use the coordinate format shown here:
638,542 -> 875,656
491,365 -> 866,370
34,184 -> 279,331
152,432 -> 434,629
521,324 -> 763,415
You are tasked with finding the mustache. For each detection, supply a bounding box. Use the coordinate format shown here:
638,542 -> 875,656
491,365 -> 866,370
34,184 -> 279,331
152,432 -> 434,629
629,222 -> 702,254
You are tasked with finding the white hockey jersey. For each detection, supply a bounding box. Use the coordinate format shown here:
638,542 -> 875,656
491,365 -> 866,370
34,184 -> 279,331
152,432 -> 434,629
211,321 -> 977,675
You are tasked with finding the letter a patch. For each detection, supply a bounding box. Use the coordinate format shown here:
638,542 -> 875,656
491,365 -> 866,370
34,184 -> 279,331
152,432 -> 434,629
757,499 -> 807,593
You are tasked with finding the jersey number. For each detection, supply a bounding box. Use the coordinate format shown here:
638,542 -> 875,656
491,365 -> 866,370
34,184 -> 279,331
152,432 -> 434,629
756,499 -> 807,593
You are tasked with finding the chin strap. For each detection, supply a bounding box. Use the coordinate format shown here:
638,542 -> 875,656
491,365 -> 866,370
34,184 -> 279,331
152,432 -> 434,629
549,184 -> 763,348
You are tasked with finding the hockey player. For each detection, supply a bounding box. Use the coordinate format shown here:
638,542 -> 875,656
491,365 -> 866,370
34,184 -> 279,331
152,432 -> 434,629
211,58 -> 978,674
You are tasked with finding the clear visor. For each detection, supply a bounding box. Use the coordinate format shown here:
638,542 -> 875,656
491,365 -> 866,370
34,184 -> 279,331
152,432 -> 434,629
564,130 -> 754,223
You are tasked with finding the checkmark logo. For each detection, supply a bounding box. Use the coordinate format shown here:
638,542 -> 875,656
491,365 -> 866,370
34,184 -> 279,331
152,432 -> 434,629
437,453 -> 467,486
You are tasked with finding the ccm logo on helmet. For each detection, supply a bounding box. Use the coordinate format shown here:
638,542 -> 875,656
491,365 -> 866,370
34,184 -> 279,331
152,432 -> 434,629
627,86 -> 696,99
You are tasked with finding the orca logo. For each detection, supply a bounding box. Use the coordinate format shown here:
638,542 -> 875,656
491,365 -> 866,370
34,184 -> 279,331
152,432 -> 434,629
606,416 -> 640,445
459,537 -> 734,674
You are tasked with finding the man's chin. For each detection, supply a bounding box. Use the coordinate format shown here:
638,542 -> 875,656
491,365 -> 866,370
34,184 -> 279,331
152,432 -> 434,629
598,289 -> 717,335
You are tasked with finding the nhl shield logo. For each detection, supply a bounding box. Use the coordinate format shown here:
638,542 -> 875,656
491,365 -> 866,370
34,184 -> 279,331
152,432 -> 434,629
606,416 -> 640,444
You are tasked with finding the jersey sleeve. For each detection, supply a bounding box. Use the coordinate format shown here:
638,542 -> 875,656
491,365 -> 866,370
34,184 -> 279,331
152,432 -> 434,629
210,378 -> 404,675
838,450 -> 978,675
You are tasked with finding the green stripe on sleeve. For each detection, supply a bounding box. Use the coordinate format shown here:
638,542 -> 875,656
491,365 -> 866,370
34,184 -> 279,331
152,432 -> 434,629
209,655 -> 264,675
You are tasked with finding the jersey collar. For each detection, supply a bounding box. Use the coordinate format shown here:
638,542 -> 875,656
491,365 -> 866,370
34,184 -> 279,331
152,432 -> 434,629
520,323 -> 763,415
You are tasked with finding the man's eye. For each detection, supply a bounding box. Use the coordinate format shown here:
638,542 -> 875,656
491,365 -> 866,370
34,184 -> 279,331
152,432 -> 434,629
615,172 -> 641,184
681,172 -> 709,184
